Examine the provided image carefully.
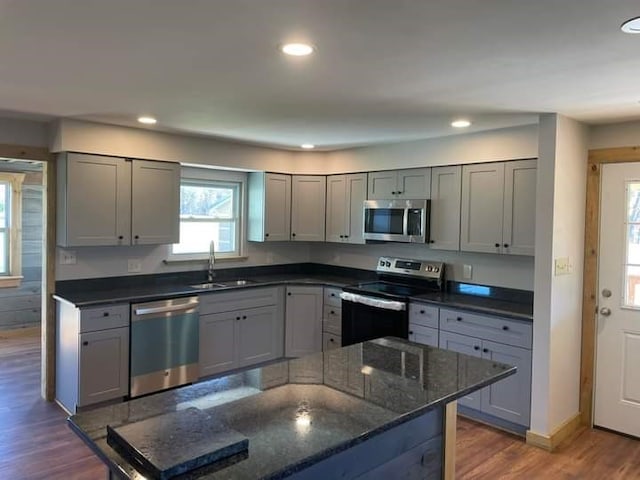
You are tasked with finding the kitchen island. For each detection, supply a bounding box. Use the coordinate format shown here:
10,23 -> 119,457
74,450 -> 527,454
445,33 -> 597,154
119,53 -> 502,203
68,337 -> 515,479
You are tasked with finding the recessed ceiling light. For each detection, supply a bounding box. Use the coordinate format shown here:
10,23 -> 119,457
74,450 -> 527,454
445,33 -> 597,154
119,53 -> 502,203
281,43 -> 315,56
301,144 -> 315,149
621,16 -> 640,34
137,116 -> 157,125
451,119 -> 471,128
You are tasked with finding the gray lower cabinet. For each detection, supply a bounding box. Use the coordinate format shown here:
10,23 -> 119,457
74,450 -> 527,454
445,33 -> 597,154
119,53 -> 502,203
285,286 -> 323,357
322,287 -> 342,351
198,287 -> 284,378
409,302 -> 439,347
438,308 -> 532,429
56,301 -> 130,413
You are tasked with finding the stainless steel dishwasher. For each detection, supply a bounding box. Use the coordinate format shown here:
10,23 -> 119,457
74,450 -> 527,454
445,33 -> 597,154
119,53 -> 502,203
130,296 -> 199,397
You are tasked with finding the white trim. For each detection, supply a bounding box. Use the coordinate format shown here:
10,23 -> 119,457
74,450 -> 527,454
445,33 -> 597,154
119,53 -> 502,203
0,172 -> 25,279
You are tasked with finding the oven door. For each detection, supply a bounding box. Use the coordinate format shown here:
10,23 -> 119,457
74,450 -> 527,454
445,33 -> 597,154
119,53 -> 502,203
340,292 -> 409,347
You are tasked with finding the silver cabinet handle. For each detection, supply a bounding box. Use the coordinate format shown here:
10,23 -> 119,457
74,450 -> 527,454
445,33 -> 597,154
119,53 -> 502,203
134,301 -> 199,316
599,307 -> 611,317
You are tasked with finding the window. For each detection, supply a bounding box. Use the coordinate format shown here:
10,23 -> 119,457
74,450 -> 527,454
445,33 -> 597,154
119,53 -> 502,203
170,168 -> 245,259
0,172 -> 25,287
625,181 -> 640,307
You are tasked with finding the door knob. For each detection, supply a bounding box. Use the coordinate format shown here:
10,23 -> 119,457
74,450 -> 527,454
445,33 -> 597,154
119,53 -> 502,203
602,289 -> 612,298
599,307 -> 611,317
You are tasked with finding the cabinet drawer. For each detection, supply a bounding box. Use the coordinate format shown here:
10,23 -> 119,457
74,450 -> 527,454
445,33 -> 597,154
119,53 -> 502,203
408,303 -> 439,329
324,287 -> 342,307
323,305 -> 342,335
408,324 -> 438,347
199,287 -> 280,315
323,332 -> 342,351
79,304 -> 129,332
439,308 -> 532,349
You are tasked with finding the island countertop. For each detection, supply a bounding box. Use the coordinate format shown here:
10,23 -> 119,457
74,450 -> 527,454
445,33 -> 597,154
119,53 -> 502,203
68,337 -> 515,479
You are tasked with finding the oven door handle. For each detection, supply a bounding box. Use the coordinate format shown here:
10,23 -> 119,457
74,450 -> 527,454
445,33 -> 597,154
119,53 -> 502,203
340,292 -> 406,311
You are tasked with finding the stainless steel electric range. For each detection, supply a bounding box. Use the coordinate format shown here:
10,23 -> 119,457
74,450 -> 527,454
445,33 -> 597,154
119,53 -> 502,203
340,256 -> 445,346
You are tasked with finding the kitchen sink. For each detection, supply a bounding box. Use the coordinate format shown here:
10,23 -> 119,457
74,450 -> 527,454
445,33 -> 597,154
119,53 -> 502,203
189,279 -> 256,289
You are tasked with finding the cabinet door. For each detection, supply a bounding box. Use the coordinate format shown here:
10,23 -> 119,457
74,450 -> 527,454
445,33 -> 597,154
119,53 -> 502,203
237,306 -> 282,367
397,168 -> 431,199
325,175 -> 347,243
291,176 -> 326,241
367,171 -> 397,199
503,159 -> 536,256
323,332 -> 342,351
461,163 -> 505,253
409,324 -> 439,347
345,173 -> 367,244
264,173 -> 292,241
438,331 -> 482,410
481,340 -> 532,426
285,286 -> 323,357
61,153 -> 131,246
199,312 -> 237,377
429,165 -> 461,250
131,160 -> 180,245
78,327 -> 129,406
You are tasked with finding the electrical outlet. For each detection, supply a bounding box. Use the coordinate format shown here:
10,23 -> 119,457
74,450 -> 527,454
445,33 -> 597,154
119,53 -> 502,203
127,258 -> 142,273
463,264 -> 473,280
60,250 -> 77,265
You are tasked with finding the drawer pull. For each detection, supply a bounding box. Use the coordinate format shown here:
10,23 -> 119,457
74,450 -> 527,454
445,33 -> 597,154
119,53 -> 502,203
82,341 -> 88,346
242,315 -> 247,319
330,293 -> 336,297
483,348 -> 489,353
236,316 -> 241,320
420,310 -> 425,314
103,312 -> 110,317
502,325 -> 509,331
329,338 -> 335,342
495,243 -> 500,248
473,345 -> 480,351
409,330 -> 414,335
456,317 -> 462,321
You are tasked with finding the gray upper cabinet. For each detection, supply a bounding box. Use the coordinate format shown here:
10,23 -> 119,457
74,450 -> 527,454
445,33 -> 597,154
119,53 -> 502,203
429,165 -> 462,250
502,159 -> 537,256
131,160 -> 180,245
460,160 -> 536,255
291,175 -> 326,242
248,172 -> 292,242
325,173 -> 367,244
367,168 -> 431,200
57,152 -> 180,247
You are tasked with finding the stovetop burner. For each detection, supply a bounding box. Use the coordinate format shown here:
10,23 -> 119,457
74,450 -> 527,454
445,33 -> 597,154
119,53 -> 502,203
344,257 -> 445,301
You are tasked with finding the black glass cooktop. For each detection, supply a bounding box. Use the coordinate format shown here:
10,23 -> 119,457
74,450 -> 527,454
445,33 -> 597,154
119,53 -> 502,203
345,281 -> 435,299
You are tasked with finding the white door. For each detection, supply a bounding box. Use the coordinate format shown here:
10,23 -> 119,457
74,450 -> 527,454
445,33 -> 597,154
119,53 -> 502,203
264,173 -> 291,241
502,159 -> 537,256
345,173 -> 367,244
291,175 -> 326,241
594,162 -> 640,438
325,175 -> 347,243
429,165 -> 461,250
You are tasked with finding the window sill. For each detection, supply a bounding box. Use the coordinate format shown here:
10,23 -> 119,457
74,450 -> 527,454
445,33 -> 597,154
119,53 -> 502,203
0,276 -> 23,289
163,256 -> 249,265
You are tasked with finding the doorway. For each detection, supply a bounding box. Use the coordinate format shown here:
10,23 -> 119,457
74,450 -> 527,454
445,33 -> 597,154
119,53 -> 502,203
593,162 -> 640,438
581,146 -> 640,437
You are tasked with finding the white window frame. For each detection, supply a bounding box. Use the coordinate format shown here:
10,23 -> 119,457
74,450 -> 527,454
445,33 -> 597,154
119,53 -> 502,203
167,166 -> 247,262
0,172 -> 25,288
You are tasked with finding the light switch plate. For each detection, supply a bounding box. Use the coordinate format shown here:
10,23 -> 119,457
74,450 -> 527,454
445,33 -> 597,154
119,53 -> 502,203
554,257 -> 572,276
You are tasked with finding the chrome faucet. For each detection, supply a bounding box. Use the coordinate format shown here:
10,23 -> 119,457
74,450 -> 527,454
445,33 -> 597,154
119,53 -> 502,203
207,240 -> 216,282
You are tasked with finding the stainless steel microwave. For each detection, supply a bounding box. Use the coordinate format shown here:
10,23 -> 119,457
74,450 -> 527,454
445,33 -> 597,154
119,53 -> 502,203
363,199 -> 430,243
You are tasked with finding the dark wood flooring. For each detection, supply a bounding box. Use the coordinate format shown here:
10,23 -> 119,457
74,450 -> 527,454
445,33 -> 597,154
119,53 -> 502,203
1,334 -> 639,479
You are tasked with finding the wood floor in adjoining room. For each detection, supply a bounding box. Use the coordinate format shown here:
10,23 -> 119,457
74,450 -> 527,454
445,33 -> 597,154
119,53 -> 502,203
1,335 -> 639,480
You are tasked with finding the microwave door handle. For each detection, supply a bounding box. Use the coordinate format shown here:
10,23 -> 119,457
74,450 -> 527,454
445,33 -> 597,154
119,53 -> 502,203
403,206 -> 409,236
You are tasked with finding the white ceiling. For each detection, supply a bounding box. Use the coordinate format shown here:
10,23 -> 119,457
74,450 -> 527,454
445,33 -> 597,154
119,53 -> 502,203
0,0 -> 639,150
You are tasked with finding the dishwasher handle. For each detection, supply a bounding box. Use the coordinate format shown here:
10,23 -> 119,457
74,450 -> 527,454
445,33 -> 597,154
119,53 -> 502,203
133,301 -> 199,317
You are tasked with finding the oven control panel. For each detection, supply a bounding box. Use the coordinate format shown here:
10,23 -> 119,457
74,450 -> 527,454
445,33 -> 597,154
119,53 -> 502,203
376,256 -> 445,280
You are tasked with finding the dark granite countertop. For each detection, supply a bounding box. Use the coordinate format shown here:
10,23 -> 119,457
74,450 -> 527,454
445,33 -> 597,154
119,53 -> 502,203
54,264 -> 533,320
410,291 -> 533,321
53,273 -> 359,308
68,337 -> 515,480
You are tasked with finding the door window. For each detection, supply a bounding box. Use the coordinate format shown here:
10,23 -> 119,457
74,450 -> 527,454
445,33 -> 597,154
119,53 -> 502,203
624,181 -> 640,307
